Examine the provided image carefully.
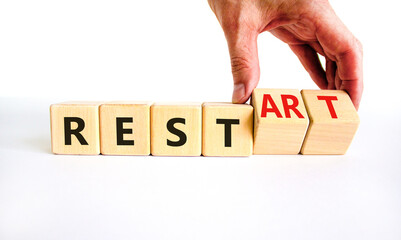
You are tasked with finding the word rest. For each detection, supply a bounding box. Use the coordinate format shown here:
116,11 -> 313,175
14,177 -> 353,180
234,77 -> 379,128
50,89 -> 360,156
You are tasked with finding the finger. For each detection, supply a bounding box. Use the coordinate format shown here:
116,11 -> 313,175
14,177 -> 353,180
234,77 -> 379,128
326,59 -> 336,90
336,44 -> 363,110
340,77 -> 363,110
335,71 -> 342,90
224,29 -> 260,103
289,44 -> 328,89
308,41 -> 325,56
315,6 -> 363,109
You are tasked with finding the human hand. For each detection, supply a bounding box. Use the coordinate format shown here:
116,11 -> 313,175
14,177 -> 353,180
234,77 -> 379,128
208,0 -> 363,109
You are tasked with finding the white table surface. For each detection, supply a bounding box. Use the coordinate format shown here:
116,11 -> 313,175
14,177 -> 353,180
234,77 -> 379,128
1,98 -> 400,240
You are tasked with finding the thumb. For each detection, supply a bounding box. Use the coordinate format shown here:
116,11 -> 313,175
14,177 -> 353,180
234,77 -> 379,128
225,31 -> 260,103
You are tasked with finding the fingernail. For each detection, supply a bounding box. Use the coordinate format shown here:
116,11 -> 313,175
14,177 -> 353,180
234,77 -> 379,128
232,83 -> 245,103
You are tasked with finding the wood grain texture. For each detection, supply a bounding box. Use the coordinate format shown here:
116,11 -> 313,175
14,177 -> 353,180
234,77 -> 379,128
251,89 -> 309,154
202,103 -> 253,157
300,90 -> 360,155
150,103 -> 202,156
50,102 -> 102,155
100,102 -> 151,155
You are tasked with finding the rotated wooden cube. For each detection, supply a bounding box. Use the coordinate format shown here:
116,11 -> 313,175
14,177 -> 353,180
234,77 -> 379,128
300,90 -> 360,154
202,103 -> 253,156
100,102 -> 151,155
251,89 -> 309,154
150,103 -> 202,156
50,102 -> 102,155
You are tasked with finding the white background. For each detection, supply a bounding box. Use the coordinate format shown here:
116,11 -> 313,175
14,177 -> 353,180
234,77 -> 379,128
1,0 -> 401,239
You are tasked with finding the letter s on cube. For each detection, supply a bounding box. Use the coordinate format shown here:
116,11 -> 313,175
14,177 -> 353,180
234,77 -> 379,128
150,103 -> 202,156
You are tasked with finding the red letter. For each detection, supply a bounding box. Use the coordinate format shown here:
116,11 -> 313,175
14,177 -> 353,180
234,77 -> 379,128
261,94 -> 282,118
317,96 -> 338,119
281,95 -> 304,118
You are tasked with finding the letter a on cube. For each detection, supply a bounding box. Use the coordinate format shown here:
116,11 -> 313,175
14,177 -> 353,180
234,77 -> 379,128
151,103 -> 202,156
100,102 -> 151,155
251,89 -> 309,154
50,102 -> 102,155
202,103 -> 253,156
300,90 -> 360,154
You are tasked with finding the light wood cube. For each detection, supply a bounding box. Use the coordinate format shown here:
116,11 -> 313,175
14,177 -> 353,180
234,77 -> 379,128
50,102 -> 102,155
251,89 -> 309,154
100,102 -> 151,155
150,103 -> 202,156
202,103 -> 253,156
300,90 -> 360,154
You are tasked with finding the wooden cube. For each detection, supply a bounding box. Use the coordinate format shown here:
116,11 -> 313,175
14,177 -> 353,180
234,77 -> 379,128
150,103 -> 202,156
300,90 -> 360,154
251,89 -> 309,154
99,102 -> 151,155
50,102 -> 102,155
202,103 -> 253,156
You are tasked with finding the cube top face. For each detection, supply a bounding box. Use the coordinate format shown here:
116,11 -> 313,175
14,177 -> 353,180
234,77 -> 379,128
301,90 -> 360,124
202,102 -> 252,108
152,102 -> 202,107
53,101 -> 104,106
99,103 -> 151,155
100,102 -> 151,109
202,102 -> 253,111
102,101 -> 152,106
150,103 -> 202,156
202,103 -> 253,157
251,88 -> 309,124
50,102 -> 101,155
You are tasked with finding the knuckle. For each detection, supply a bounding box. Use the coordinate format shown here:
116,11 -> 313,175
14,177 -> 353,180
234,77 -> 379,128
345,37 -> 363,57
230,56 -> 251,74
338,37 -> 363,61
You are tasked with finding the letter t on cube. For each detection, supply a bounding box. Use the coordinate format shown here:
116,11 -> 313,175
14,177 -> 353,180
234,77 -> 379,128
300,90 -> 360,154
202,103 -> 253,156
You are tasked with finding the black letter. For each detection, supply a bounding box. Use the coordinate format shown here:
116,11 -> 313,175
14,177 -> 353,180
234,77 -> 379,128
167,118 -> 187,146
116,117 -> 134,145
64,117 -> 88,145
216,119 -> 240,147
